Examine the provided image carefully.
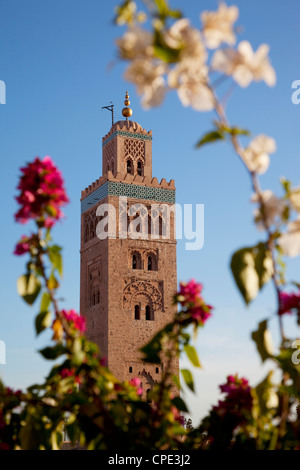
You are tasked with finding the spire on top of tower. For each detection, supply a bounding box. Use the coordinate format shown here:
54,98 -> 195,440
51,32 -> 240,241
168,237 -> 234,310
122,91 -> 133,120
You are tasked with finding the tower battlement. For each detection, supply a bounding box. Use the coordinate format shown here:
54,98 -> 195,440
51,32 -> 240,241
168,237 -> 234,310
81,174 -> 175,200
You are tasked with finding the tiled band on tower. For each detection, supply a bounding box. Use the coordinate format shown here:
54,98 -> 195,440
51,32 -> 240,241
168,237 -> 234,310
80,102 -> 178,399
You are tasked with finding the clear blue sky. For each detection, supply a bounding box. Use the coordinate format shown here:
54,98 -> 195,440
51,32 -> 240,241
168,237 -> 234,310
0,0 -> 299,424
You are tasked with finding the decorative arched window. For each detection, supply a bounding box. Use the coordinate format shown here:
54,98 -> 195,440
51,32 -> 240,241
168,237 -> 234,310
137,160 -> 143,176
127,159 -> 133,174
146,305 -> 153,321
129,366 -> 132,373
148,214 -> 152,238
134,305 -> 140,320
132,252 -> 142,269
156,367 -> 159,374
146,253 -> 157,271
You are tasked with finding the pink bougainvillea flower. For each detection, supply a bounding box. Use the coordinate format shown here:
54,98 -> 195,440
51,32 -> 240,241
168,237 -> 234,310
171,406 -> 185,426
61,309 -> 86,332
15,156 -> 69,227
178,279 -> 203,304
278,291 -> 300,316
60,368 -> 74,378
60,368 -> 81,384
175,279 -> 213,326
213,374 -> 252,418
190,303 -> 213,325
14,235 -> 31,255
129,377 -> 143,396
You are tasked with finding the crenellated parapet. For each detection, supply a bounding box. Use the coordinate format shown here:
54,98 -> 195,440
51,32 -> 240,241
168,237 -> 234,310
81,173 -> 175,200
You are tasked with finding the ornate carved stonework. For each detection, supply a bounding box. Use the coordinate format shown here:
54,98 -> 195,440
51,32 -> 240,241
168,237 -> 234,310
123,279 -> 164,311
124,138 -> 145,162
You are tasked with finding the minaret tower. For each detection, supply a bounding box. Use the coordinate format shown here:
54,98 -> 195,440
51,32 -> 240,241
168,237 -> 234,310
80,93 -> 178,398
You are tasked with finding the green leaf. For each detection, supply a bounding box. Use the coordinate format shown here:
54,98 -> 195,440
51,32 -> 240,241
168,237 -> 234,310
172,396 -> 189,413
184,344 -> 201,368
227,127 -> 250,136
35,310 -> 52,335
254,371 -> 278,416
140,323 -> 173,363
154,44 -> 180,63
154,0 -> 169,16
172,374 -> 181,390
17,274 -> 41,305
48,245 -> 63,277
181,369 -> 194,392
39,344 -> 66,360
230,243 -> 273,304
40,292 -> 51,312
195,130 -> 225,149
251,320 -> 274,363
47,273 -> 59,290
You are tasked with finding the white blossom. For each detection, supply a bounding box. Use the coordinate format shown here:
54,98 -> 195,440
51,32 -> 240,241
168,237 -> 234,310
165,20 -> 213,111
251,190 -> 285,230
116,25 -> 153,60
168,60 -> 214,111
164,19 -> 206,60
289,188 -> 300,213
212,40 -> 276,87
201,2 -> 239,49
278,219 -> 300,257
124,58 -> 167,108
242,134 -> 276,174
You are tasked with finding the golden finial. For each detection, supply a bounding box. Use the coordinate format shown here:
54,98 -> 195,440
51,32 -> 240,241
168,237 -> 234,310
122,91 -> 133,120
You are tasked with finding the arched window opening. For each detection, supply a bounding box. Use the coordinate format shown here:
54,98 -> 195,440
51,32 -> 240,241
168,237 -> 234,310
148,256 -> 153,271
146,305 -> 153,321
148,215 -> 151,238
132,254 -> 137,269
159,216 -> 163,237
135,305 -> 140,320
129,366 -> 132,373
156,367 -> 159,374
132,252 -> 142,269
137,160 -> 143,176
127,159 -> 133,174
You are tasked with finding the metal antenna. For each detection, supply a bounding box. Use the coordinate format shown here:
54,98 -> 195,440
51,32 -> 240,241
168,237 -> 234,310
101,102 -> 114,126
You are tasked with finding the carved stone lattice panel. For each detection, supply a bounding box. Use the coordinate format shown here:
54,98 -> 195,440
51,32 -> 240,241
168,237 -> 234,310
84,207 -> 97,243
123,279 -> 163,311
104,139 -> 116,174
124,139 -> 145,162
